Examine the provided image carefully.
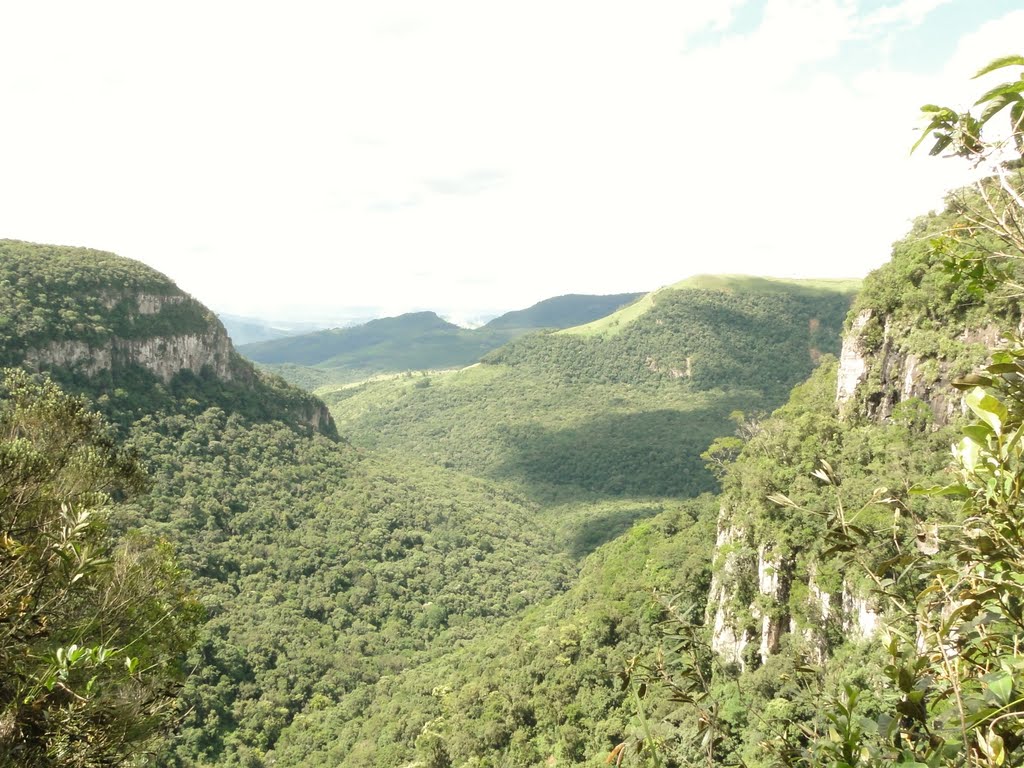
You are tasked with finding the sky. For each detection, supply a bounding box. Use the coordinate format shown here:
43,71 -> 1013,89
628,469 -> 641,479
2,1 -> 1023,323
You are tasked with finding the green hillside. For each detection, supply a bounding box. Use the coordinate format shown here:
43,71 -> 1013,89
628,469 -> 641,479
565,275 -> 860,338
0,243 -> 575,765
326,280 -> 856,467
269,494 -> 719,766
130,431 -> 574,765
322,279 -> 858,550
240,294 -> 644,387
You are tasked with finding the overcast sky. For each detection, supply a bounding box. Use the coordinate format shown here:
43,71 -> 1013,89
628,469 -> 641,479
2,1 -> 1023,322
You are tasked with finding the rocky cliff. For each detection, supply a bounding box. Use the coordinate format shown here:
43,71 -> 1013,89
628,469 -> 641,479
21,293 -> 243,384
705,203 -> 1022,670
706,316 -> 1013,669
0,240 -> 335,436
836,308 -> 1009,426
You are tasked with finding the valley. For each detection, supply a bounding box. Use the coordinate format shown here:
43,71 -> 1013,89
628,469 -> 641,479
2,131 -> 1024,768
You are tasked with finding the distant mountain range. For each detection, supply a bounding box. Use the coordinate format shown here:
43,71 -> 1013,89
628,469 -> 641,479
237,292 -> 645,386
218,313 -> 379,346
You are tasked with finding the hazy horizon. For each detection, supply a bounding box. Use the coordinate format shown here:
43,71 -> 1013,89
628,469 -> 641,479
3,1 -> 1023,320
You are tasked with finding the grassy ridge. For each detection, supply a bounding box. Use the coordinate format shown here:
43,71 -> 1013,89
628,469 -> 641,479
564,275 -> 860,338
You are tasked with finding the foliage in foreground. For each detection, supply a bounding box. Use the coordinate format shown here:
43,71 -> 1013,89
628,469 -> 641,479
636,53 -> 1024,768
801,52 -> 1024,768
0,369 -> 200,767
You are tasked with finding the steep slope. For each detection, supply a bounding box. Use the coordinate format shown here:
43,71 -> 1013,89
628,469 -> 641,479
0,240 -> 241,380
241,294 -> 645,387
0,241 -> 576,765
688,196 -> 1024,767
0,239 -> 334,435
707,201 -> 1023,672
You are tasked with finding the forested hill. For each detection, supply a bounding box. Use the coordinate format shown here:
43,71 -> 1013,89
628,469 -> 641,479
0,241 -> 577,764
541,275 -> 861,397
282,176 -> 1024,767
241,310 -> 471,366
481,292 -> 645,330
325,277 -> 859,505
239,292 -> 643,387
262,277 -> 873,765
0,240 -> 336,436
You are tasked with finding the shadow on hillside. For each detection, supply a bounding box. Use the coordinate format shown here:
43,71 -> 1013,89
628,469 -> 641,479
565,504 -> 664,558
492,405 -> 742,500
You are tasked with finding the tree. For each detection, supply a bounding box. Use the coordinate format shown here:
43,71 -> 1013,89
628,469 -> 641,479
0,369 -> 200,767
914,56 -> 1024,298
798,55 -> 1024,768
637,55 -> 1024,768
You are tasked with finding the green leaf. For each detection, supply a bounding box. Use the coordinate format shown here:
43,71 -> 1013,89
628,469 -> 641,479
1006,421 -> 1024,453
1013,101 -> 1024,152
986,362 -> 1023,375
974,80 -> 1024,108
973,55 -> 1024,79
953,373 -> 994,389
963,424 -> 993,444
965,387 -> 1008,435
981,93 -> 1022,123
985,672 -> 1013,706
928,134 -> 954,156
910,483 -> 970,498
876,713 -> 896,739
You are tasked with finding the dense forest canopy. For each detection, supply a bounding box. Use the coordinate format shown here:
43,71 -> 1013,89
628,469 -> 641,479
0,240 -> 213,363
3,53 -> 1024,768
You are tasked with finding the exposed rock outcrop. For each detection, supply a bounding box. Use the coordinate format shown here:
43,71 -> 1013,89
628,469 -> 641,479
836,309 -> 1005,425
708,530 -> 793,669
11,269 -> 334,437
835,309 -> 871,406
709,307 -> 1007,670
24,327 -> 241,384
19,286 -> 250,386
709,523 -> 750,666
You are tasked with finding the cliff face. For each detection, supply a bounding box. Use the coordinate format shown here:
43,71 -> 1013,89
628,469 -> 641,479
22,292 -> 243,384
0,241 -> 335,437
708,513 -> 883,669
836,308 -> 1007,426
707,289 -> 1019,670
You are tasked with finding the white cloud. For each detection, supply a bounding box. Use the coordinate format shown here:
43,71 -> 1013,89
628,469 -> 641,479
0,2 -> 1021,319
